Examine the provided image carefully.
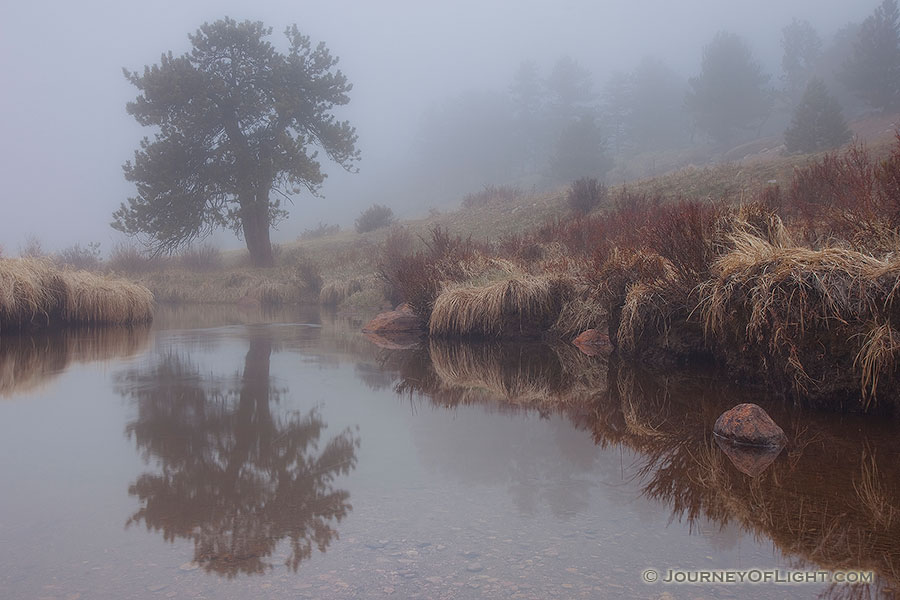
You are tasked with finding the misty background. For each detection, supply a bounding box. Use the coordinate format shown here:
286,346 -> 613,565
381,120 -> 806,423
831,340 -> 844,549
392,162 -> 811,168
0,0 -> 871,254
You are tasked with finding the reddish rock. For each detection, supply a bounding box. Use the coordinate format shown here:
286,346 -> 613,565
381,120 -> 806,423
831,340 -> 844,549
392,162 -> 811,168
572,329 -> 612,356
394,302 -> 415,314
715,436 -> 783,477
362,309 -> 425,336
714,403 -> 787,447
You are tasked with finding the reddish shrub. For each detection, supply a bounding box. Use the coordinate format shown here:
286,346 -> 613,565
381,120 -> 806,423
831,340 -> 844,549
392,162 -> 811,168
647,200 -> 722,280
378,226 -> 480,318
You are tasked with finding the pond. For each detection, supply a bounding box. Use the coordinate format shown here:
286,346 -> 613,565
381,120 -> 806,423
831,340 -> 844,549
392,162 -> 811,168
0,305 -> 897,599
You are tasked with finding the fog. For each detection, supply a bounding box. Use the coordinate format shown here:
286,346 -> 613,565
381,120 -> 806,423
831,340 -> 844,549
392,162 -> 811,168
0,0 -> 871,253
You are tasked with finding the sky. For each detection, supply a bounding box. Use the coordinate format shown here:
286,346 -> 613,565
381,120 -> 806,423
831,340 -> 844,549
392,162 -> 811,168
0,0 -> 871,254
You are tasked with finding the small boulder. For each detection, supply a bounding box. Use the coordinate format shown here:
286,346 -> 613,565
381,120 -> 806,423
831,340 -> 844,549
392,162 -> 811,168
713,403 -> 787,447
362,308 -> 425,336
572,329 -> 612,356
395,302 -> 416,314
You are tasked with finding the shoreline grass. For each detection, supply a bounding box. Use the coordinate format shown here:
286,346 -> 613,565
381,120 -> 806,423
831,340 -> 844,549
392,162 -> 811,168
377,133 -> 900,413
0,258 -> 153,332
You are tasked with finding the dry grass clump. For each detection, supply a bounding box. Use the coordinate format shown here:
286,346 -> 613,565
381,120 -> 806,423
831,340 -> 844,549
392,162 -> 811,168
592,249 -> 696,360
699,230 -> 900,409
550,289 -> 606,338
319,278 -> 364,306
62,270 -> 154,325
0,258 -> 153,331
0,258 -> 66,329
429,276 -> 573,339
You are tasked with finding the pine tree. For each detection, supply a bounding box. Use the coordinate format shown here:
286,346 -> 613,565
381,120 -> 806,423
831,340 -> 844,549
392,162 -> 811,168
781,19 -> 822,103
549,115 -> 611,183
686,32 -> 773,146
784,78 -> 852,153
114,19 -> 359,266
841,0 -> 900,111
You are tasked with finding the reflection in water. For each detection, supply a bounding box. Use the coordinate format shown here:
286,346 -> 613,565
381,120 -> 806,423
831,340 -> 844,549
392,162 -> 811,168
0,326 -> 151,397
391,339 -> 900,597
115,330 -> 359,577
395,339 -> 606,411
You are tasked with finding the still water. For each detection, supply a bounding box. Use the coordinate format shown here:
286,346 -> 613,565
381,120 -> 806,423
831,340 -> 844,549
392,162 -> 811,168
1,305 -> 897,599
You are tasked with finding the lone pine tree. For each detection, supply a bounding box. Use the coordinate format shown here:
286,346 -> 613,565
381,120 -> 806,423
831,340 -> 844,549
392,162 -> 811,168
114,18 -> 359,266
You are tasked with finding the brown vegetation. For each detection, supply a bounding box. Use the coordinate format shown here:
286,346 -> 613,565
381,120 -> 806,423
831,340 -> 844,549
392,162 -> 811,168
429,276 -> 572,339
0,258 -> 153,332
375,133 -> 900,412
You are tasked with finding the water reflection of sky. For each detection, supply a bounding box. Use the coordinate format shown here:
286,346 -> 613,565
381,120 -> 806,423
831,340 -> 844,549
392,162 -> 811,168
0,306 -> 896,599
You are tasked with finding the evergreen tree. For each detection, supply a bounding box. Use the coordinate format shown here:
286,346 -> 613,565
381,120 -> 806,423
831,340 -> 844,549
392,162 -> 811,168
784,78 -> 852,153
549,115 -> 611,183
626,57 -> 688,151
685,32 -> 773,146
545,56 -> 594,121
841,0 -> 900,111
114,19 -> 359,267
602,71 -> 633,156
510,60 -> 544,117
781,19 -> 823,102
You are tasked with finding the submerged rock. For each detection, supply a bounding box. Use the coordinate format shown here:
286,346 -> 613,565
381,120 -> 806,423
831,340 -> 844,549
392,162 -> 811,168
572,329 -> 612,356
714,436 -> 783,476
713,403 -> 787,447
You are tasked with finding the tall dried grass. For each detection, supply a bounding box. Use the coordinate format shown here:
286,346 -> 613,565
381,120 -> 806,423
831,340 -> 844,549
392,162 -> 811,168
429,276 -> 573,339
319,278 -> 364,306
0,258 -> 153,331
699,230 -> 900,408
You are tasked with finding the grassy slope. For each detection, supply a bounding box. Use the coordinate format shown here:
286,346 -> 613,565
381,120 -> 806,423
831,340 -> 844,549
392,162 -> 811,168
135,119 -> 900,310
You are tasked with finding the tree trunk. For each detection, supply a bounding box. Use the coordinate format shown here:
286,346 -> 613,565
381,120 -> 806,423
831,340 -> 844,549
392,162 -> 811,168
242,198 -> 274,267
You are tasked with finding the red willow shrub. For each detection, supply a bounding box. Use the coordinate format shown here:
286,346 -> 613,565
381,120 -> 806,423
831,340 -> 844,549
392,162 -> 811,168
378,226 -> 481,319
783,136 -> 900,249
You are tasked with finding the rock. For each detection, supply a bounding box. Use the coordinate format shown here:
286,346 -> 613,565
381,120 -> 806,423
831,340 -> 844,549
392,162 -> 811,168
395,302 -> 415,314
572,329 -> 612,356
713,403 -> 787,447
362,309 -> 424,336
715,436 -> 783,476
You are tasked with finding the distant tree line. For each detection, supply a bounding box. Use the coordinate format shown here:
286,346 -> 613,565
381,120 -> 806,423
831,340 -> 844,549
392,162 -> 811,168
408,0 -> 900,201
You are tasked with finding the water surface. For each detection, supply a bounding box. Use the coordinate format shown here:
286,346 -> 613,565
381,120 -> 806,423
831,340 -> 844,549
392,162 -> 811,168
1,305 -> 897,599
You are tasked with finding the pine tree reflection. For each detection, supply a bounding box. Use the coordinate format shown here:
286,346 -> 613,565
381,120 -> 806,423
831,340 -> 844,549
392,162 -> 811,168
116,332 -> 359,577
